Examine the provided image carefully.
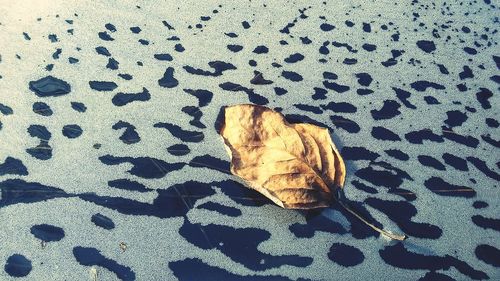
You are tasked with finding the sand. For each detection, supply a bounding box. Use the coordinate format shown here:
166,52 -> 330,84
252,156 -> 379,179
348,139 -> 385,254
0,0 -> 499,280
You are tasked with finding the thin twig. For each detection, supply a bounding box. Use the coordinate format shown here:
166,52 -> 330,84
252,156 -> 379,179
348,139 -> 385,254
338,200 -> 407,241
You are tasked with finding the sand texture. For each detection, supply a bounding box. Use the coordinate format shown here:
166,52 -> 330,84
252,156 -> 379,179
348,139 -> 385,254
0,0 -> 499,280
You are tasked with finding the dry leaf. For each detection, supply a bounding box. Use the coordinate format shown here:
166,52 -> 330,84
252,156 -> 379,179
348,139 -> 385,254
219,104 -> 345,209
219,104 -> 406,241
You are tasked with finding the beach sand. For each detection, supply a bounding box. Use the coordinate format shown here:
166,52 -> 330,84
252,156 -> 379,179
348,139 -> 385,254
0,0 -> 498,280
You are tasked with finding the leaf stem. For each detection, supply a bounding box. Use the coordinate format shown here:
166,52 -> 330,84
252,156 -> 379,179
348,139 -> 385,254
337,200 -> 407,241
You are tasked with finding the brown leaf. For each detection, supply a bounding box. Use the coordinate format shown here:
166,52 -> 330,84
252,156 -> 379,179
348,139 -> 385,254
219,104 -> 407,241
219,104 -> 345,209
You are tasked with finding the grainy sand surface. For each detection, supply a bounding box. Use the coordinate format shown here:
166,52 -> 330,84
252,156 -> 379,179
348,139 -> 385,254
0,0 -> 498,280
